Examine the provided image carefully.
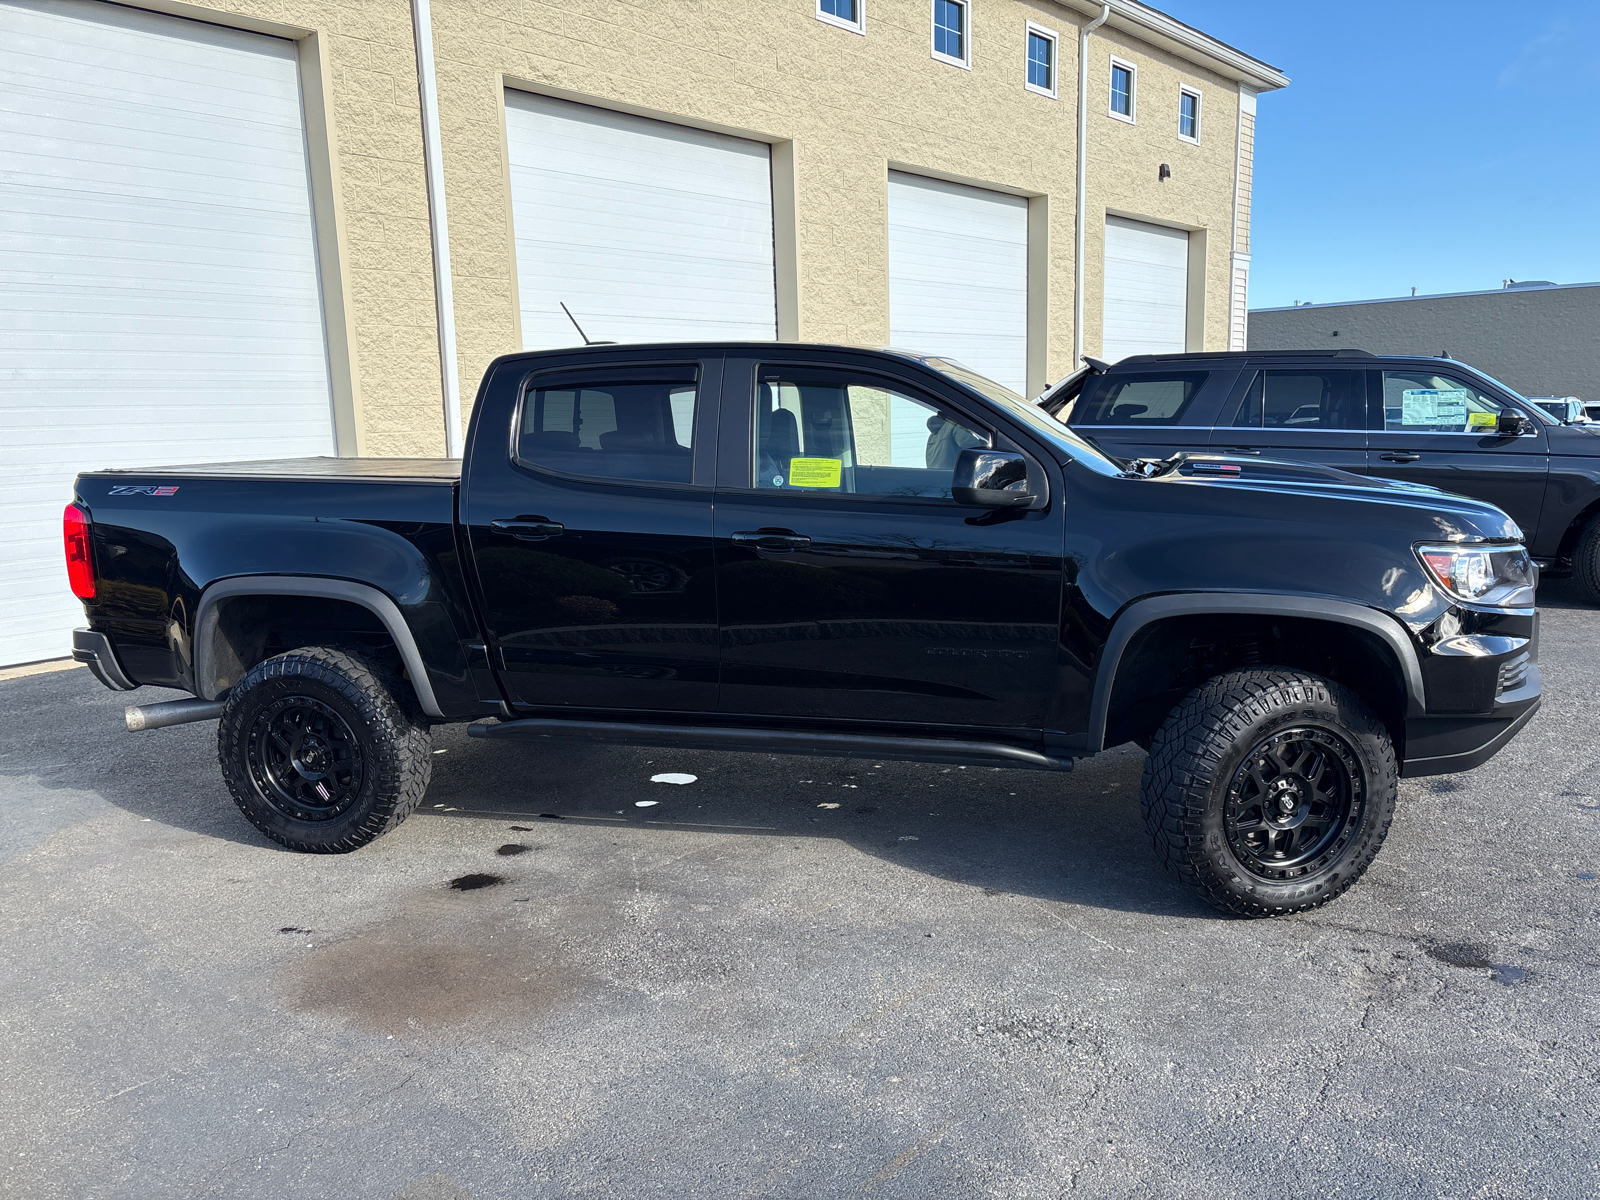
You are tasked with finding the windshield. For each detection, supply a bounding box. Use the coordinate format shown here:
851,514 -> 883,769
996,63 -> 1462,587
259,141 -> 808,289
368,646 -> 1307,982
910,353 -> 1128,477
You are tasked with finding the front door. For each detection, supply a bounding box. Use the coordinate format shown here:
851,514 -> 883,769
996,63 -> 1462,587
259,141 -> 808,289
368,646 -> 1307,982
1211,367 -> 1369,469
1363,367 -> 1549,535
712,356 -> 1064,731
462,356 -> 721,712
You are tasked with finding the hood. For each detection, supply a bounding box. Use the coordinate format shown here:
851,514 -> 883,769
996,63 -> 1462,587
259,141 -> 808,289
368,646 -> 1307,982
1142,453 -> 1523,542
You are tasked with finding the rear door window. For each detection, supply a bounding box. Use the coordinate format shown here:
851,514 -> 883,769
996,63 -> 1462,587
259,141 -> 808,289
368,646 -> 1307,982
1070,373 -> 1209,425
1229,370 -> 1365,430
518,366 -> 699,484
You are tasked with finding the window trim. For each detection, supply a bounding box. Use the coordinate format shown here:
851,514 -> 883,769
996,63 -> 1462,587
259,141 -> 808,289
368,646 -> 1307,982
735,360 -> 998,504
1178,85 -> 1202,144
816,0 -> 865,35
508,361 -> 714,492
1024,22 -> 1058,99
931,0 -> 971,70
1109,55 -> 1137,124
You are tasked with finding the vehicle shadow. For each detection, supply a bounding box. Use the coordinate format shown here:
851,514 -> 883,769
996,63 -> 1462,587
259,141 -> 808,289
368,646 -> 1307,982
6,669 -> 1203,920
1534,575 -> 1589,611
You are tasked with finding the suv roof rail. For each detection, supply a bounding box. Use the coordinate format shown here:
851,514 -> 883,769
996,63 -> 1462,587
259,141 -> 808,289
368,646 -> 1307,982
1113,349 -> 1376,365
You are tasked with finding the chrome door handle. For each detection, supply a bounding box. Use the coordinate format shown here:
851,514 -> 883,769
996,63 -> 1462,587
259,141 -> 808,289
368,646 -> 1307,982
730,528 -> 812,551
489,517 -> 565,540
1379,452 -> 1421,463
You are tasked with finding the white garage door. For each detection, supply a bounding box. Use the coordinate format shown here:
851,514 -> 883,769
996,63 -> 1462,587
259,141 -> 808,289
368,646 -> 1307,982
1102,216 -> 1190,362
887,172 -> 1029,395
0,0 -> 335,667
505,92 -> 777,351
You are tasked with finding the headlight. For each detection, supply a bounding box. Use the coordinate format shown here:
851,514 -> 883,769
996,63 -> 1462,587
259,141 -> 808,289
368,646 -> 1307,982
1415,543 -> 1535,606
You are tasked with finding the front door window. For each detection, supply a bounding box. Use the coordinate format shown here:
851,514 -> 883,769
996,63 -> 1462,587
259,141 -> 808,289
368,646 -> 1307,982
755,372 -> 987,499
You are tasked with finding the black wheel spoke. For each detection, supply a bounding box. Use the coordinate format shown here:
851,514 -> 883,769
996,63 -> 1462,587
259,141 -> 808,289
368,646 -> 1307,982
249,694 -> 365,822
1225,726 -> 1362,880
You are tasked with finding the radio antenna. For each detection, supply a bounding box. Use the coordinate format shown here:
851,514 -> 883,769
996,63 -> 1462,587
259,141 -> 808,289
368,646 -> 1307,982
560,302 -> 614,346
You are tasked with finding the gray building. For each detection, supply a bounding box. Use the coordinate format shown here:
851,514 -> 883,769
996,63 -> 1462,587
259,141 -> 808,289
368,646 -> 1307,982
1250,281 -> 1600,400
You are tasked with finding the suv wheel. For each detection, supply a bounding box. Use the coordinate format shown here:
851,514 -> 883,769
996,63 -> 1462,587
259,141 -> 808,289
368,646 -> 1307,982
1572,515 -> 1600,605
217,647 -> 432,853
1141,668 -> 1397,917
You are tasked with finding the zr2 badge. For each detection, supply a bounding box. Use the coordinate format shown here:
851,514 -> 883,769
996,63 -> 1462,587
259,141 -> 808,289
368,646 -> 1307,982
108,485 -> 180,497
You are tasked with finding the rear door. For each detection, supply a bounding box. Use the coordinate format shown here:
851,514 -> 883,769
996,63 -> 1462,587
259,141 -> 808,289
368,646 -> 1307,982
462,353 -> 722,712
1364,367 -> 1549,534
1211,367 -> 1369,469
711,354 -> 1064,731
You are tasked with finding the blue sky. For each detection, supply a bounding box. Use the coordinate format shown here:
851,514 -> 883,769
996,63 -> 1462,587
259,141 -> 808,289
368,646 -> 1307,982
1159,0 -> 1600,309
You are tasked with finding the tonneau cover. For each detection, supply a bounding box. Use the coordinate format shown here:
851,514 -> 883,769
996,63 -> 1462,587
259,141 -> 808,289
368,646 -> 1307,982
88,456 -> 461,483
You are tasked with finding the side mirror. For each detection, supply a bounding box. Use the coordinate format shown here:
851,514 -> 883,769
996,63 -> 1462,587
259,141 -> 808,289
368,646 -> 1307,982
952,448 -> 1035,508
1496,412 -> 1532,437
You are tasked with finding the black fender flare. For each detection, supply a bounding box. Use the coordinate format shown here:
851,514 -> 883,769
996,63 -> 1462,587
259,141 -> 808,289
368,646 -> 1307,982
193,576 -> 444,717
1087,592 -> 1426,753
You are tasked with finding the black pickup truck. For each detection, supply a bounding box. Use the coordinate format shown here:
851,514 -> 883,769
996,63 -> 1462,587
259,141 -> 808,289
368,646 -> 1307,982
66,342 -> 1541,916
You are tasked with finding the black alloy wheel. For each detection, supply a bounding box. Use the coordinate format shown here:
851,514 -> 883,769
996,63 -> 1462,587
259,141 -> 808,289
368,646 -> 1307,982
1141,668 -> 1397,916
1222,728 -> 1363,881
218,647 -> 432,853
248,695 -> 365,822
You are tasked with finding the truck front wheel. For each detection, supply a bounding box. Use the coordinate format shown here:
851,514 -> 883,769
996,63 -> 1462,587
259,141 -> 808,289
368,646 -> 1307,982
217,647 -> 432,853
1140,669 -> 1397,917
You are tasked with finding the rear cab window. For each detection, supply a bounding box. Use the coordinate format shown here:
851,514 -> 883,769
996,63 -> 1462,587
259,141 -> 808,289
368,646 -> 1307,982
1068,372 -> 1210,425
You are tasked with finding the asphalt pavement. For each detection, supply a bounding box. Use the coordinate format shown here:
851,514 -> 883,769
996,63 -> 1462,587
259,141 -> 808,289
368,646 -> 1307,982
2,584 -> 1596,1199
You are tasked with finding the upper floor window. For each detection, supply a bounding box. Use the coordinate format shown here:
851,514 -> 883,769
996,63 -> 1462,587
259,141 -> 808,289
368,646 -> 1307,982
932,0 -> 969,68
1110,57 -> 1136,122
1026,24 -> 1057,97
1178,87 -> 1201,142
817,0 -> 863,34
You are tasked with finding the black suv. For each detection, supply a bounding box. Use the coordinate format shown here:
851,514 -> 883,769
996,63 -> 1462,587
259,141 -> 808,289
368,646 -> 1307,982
1049,349 -> 1600,601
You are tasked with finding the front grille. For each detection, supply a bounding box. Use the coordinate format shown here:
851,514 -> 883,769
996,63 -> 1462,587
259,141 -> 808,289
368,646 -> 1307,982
1497,652 -> 1531,697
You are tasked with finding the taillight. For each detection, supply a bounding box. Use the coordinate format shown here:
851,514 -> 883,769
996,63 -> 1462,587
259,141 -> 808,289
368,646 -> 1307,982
64,504 -> 95,599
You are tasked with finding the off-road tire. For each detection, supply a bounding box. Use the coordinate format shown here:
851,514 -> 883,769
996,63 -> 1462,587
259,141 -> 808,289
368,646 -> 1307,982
1140,668 -> 1397,917
218,647 -> 432,852
1572,515 -> 1600,605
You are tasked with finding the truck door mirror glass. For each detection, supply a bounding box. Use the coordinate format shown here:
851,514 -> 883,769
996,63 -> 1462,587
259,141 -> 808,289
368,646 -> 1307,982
951,448 -> 1034,507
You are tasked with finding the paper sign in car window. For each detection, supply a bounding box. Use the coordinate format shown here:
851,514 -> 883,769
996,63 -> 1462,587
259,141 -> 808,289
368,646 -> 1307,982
787,457 -> 842,488
1401,389 -> 1471,428
1466,410 -> 1499,431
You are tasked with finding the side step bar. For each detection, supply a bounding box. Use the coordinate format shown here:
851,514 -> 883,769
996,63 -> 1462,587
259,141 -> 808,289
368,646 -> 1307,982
469,717 -> 1074,771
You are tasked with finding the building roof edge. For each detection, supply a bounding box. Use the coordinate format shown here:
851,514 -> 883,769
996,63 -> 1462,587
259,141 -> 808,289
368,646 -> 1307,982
1253,281 -> 1600,313
1060,0 -> 1290,91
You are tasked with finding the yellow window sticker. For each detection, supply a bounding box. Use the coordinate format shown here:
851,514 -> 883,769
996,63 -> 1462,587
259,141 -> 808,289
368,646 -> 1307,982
787,457 -> 842,488
1467,411 -> 1498,430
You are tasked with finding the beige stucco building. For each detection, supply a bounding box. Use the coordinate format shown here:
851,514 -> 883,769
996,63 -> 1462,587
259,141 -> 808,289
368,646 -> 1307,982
1,0 -> 1285,663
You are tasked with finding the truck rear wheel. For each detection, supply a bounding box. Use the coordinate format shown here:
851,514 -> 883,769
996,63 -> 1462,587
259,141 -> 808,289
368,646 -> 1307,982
217,647 -> 432,853
1140,668 -> 1397,917
1572,515 -> 1600,605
